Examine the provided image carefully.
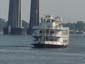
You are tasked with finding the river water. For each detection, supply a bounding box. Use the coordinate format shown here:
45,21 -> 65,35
0,34 -> 85,64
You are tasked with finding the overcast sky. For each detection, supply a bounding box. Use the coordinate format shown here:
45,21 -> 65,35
0,0 -> 85,23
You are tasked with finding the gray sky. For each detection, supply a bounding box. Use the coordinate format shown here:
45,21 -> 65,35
0,0 -> 85,23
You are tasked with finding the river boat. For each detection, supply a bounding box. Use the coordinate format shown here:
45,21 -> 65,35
32,15 -> 69,48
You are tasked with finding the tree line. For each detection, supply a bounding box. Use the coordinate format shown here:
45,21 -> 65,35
0,18 -> 85,32
63,21 -> 85,32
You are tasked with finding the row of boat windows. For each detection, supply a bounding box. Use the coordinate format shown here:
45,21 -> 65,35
34,37 -> 68,42
40,30 -> 54,34
42,37 -> 59,41
34,37 -> 59,41
42,19 -> 62,26
39,30 -> 68,35
41,19 -> 55,23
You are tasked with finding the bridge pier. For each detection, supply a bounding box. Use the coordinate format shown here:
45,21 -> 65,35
3,27 -> 23,35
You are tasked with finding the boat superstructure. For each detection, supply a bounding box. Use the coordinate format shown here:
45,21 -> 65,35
32,15 -> 69,48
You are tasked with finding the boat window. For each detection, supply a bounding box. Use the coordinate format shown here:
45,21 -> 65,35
47,19 -> 50,22
63,40 -> 67,42
52,20 -> 55,22
55,25 -> 59,28
62,31 -> 68,35
45,37 -> 58,41
40,30 -> 42,33
59,24 -> 62,27
46,37 -> 49,41
46,29 -> 49,33
50,30 -> 54,34
50,38 -> 58,41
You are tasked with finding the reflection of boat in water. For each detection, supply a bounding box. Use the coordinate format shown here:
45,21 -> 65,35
32,15 -> 69,48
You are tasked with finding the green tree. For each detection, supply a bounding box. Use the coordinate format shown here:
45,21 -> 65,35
76,21 -> 84,31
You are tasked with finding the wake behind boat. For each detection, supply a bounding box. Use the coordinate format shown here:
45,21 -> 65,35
32,15 -> 69,48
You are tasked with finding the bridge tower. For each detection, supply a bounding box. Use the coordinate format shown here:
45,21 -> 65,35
3,0 -> 23,35
27,0 -> 39,34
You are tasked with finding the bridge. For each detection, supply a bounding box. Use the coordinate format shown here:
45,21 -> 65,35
3,0 -> 39,35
